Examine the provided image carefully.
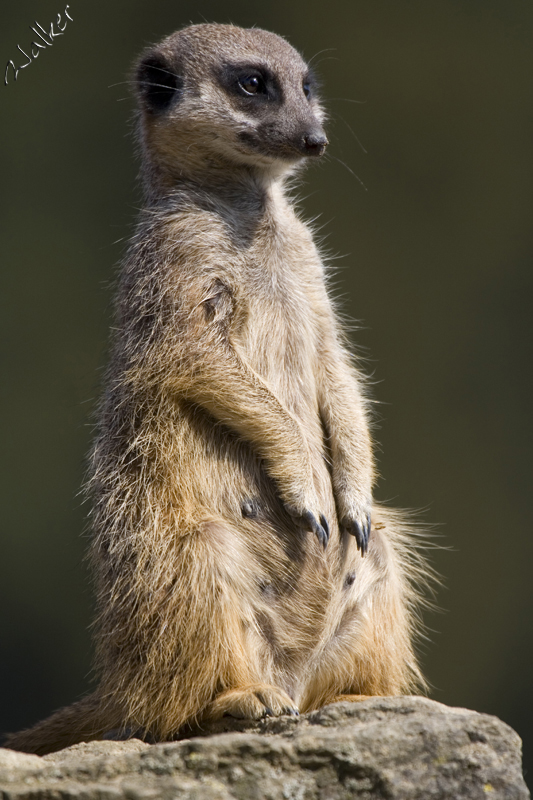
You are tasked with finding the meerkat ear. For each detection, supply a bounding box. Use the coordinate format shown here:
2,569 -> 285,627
136,52 -> 183,113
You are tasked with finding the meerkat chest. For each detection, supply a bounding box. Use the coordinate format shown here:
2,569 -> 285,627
235,221 -> 323,411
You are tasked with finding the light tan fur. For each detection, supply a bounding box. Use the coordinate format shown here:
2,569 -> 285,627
4,24 -> 431,756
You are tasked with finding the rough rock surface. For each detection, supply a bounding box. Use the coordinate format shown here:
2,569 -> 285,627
0,697 -> 528,799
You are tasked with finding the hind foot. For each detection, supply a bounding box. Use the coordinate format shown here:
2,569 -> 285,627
205,685 -> 299,720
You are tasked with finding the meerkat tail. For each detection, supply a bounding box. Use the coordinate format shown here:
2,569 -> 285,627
2,692 -> 119,755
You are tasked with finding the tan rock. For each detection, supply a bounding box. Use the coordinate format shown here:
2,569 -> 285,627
1,697 -> 528,799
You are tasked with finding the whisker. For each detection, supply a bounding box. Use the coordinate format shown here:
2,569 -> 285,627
110,81 -> 176,94
140,64 -> 181,79
310,55 -> 339,67
332,112 -> 367,153
330,97 -> 367,105
136,81 -> 178,91
308,47 -> 337,65
327,154 -> 368,191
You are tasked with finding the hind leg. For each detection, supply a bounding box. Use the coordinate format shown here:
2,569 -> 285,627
300,511 -> 426,712
93,516 -> 297,739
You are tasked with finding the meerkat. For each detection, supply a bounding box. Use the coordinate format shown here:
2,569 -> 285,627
4,23 -> 430,756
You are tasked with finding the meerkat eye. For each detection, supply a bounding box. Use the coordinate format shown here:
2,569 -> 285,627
238,75 -> 265,95
303,81 -> 311,100
219,64 -> 278,101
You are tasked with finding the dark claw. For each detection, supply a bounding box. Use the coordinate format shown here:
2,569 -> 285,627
354,520 -> 365,552
287,507 -> 330,549
263,707 -> 273,717
362,513 -> 371,554
284,707 -> 300,716
319,514 -> 330,544
342,513 -> 372,556
301,510 -> 329,549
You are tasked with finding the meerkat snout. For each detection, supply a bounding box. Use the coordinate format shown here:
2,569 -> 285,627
302,129 -> 329,157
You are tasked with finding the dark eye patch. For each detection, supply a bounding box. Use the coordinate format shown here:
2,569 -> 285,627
136,53 -> 183,113
217,62 -> 281,104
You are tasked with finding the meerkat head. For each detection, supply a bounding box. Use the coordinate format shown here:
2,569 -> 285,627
134,24 -> 328,186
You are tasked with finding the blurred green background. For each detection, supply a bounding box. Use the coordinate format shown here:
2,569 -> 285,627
1,0 -> 532,784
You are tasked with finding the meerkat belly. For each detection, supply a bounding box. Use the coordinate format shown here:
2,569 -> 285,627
166,399 -> 334,680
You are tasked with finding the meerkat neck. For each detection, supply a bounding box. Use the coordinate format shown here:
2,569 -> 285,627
140,155 -> 291,212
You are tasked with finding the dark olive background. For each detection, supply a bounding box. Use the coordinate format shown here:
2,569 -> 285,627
1,0 -> 532,785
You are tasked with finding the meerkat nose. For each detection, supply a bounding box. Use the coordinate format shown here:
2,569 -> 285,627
303,130 -> 329,157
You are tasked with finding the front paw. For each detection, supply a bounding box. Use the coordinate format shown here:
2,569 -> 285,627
204,685 -> 299,721
339,503 -> 372,555
286,504 -> 330,549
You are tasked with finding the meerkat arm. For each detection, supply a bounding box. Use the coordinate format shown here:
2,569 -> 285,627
184,347 -> 330,546
314,300 -> 374,553
141,269 -> 330,546
189,349 -> 322,507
